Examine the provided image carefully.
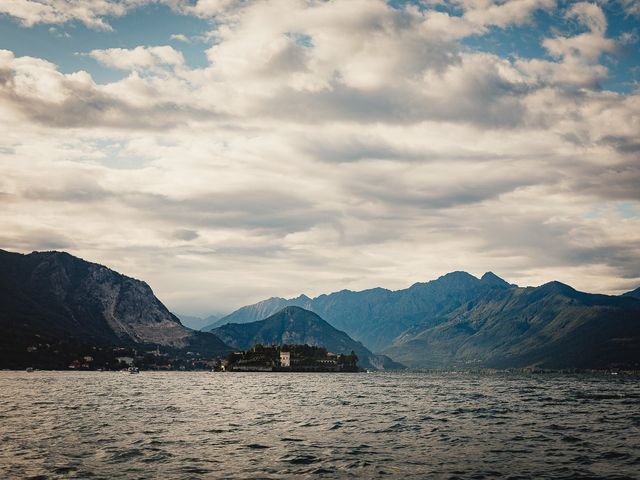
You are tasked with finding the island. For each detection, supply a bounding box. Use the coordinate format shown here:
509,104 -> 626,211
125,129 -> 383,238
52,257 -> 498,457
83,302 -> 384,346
224,344 -> 359,372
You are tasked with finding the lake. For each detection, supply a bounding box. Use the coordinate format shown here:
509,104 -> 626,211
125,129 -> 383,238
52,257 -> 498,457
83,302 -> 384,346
1,371 -> 638,479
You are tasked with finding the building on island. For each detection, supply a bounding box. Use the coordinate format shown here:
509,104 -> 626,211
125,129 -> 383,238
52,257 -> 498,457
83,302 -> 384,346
116,356 -> 134,366
227,344 -> 358,372
280,351 -> 290,367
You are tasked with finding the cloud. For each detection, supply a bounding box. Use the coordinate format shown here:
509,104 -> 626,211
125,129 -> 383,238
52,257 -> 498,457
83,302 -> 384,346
88,46 -> 185,71
173,229 -> 199,241
460,0 -> 556,29
1,0 -> 639,313
0,0 -> 148,30
514,3 -> 618,89
0,50 -> 223,129
617,0 -> 640,17
170,33 -> 190,43
542,3 -> 615,64
174,0 -> 244,18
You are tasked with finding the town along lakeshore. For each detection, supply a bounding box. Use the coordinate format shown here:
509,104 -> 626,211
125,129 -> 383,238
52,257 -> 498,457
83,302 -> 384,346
226,344 -> 360,372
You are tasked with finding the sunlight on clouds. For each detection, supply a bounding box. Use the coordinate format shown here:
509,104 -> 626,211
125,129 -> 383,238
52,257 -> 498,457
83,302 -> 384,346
89,46 -> 185,71
0,0 -> 639,313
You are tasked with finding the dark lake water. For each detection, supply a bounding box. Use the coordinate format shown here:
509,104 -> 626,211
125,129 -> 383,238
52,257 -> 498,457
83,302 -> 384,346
1,371 -> 639,479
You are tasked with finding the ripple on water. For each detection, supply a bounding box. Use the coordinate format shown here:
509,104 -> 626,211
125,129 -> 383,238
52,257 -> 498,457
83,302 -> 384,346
0,371 -> 638,479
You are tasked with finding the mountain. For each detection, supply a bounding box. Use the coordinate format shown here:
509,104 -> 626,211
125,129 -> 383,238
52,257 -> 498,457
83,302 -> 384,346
178,313 -> 222,331
208,296 -> 302,329
623,287 -> 640,300
210,271 -> 516,351
0,249 -> 231,368
383,281 -> 640,369
201,314 -> 227,332
210,306 -> 403,370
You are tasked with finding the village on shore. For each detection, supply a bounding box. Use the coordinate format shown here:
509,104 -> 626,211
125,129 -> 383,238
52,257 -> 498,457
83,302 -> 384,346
18,342 -> 361,372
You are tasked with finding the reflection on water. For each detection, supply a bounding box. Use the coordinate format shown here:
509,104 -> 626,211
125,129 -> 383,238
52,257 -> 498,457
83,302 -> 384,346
1,371 -> 639,479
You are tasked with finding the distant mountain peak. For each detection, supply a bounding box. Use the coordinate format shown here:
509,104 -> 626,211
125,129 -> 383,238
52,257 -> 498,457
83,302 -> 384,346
480,271 -> 512,288
539,280 -> 577,295
263,296 -> 288,303
279,305 -> 314,316
439,271 -> 476,280
623,287 -> 640,300
409,271 -> 477,289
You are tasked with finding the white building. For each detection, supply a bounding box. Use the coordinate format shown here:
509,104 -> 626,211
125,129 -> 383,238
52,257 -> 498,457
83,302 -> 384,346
280,351 -> 291,367
116,356 -> 134,366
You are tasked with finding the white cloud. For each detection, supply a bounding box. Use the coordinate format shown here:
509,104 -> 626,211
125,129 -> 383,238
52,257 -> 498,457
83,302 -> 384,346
0,0 -> 148,30
170,33 -> 190,43
460,0 -> 556,29
617,0 -> 640,17
542,3 -> 615,63
88,46 -> 185,71
567,1 -> 607,33
1,0 -> 639,313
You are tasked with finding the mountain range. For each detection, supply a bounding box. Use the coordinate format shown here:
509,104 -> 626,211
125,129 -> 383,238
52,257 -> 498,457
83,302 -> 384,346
211,272 -> 640,369
211,306 -> 403,370
0,249 -> 400,370
2,248 -> 639,370
209,271 -> 518,351
384,281 -> 640,368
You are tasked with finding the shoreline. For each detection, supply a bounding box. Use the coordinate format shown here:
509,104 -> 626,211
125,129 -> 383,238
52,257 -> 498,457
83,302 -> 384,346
3,368 -> 639,376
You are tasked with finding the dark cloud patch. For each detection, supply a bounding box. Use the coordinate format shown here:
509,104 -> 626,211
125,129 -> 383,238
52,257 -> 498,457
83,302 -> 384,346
600,135 -> 640,154
260,38 -> 311,76
259,77 -> 531,128
212,244 -> 288,257
13,93 -> 222,130
298,135 -> 543,164
24,183 -> 111,203
571,162 -> 640,201
0,63 -> 226,130
301,136 -> 427,163
474,214 -> 640,280
124,190 -> 336,234
346,171 -> 547,210
14,182 -> 336,235
172,229 -> 199,241
0,229 -> 75,251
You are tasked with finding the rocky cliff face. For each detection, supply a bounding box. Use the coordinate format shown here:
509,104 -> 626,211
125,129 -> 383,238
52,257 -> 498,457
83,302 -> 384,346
0,249 -> 229,356
211,306 -> 404,370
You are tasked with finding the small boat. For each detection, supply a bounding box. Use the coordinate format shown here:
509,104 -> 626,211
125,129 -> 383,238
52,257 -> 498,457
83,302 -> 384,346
128,366 -> 140,374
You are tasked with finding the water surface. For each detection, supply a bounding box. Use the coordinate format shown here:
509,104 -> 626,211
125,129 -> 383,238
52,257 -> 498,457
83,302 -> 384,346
1,371 -> 639,479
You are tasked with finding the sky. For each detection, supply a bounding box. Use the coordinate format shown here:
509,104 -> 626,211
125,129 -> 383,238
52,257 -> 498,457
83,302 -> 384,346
1,0 -> 639,316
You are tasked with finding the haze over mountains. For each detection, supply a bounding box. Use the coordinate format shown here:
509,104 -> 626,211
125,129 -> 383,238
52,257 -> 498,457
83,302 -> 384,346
176,314 -> 222,332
